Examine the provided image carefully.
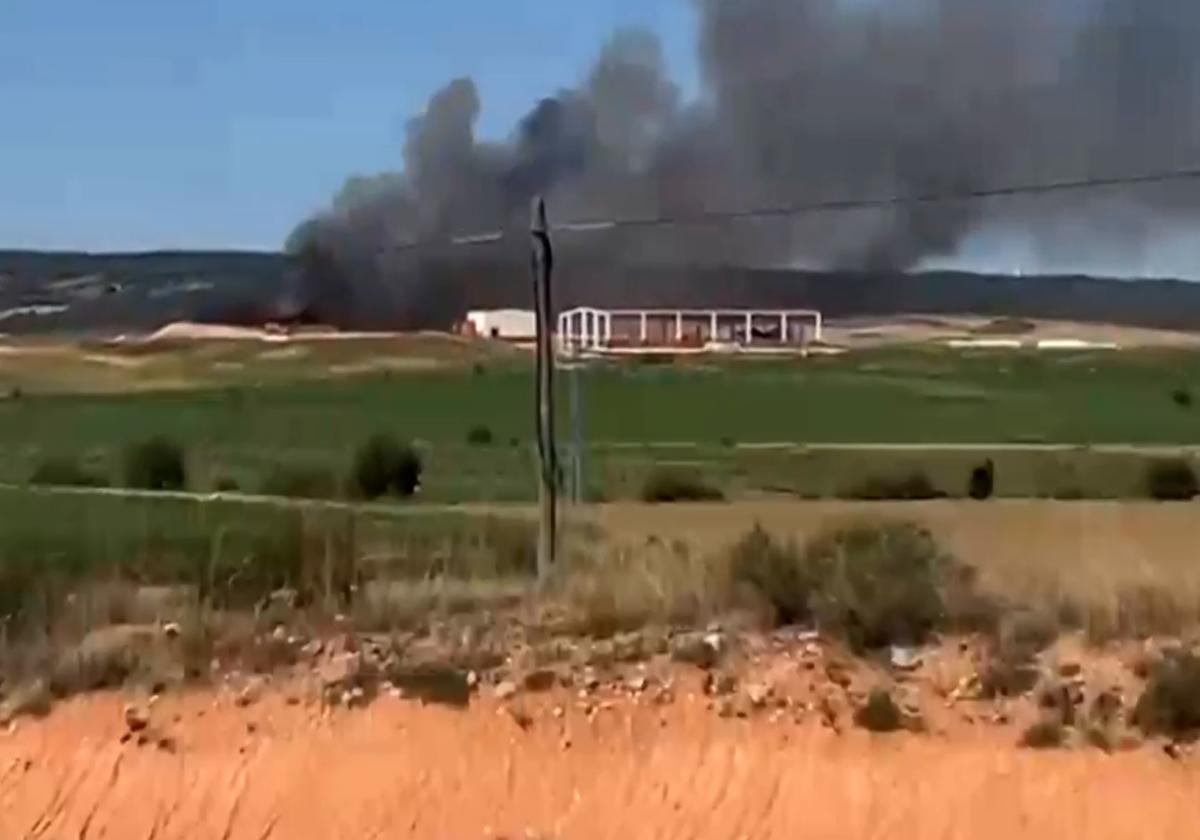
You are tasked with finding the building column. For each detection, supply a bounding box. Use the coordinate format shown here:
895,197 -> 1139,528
745,312 -> 753,346
710,312 -> 718,343
640,312 -> 648,344
675,312 -> 683,343
781,313 -> 789,345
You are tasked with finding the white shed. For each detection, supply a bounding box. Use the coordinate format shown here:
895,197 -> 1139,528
464,309 -> 537,341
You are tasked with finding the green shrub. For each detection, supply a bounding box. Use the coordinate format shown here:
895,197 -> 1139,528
1020,719 -> 1067,749
968,459 -> 995,501
731,522 -> 979,650
842,472 -> 945,501
854,689 -> 903,733
978,610 -> 1055,698
729,526 -> 813,625
351,434 -> 422,500
803,523 -> 961,650
213,476 -> 240,493
1133,651 -> 1200,739
123,437 -> 187,491
1145,458 -> 1199,501
30,455 -> 108,488
1171,388 -> 1193,409
466,424 -> 495,446
260,464 -> 338,499
640,469 -> 724,503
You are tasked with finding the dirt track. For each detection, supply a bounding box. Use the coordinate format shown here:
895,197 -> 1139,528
2,688 -> 1197,840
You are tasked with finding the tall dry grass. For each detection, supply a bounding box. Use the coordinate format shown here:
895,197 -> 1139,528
591,500 -> 1200,641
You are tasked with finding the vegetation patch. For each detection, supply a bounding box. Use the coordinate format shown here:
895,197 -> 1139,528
351,434 -> 422,500
1145,458 -> 1199,501
1133,651 -> 1200,740
841,472 -> 946,501
1020,719 -> 1067,749
124,437 -> 187,491
854,689 -> 903,733
731,521 -> 988,650
640,469 -> 724,503
29,455 -> 108,488
260,463 -> 339,500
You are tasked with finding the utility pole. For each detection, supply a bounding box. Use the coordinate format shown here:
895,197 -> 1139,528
530,196 -> 557,583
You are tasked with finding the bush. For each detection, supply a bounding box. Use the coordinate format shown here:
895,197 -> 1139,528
854,689 -> 903,733
213,476 -> 240,493
1133,651 -> 1200,739
968,459 -> 995,501
260,464 -> 338,499
842,472 -> 945,501
803,523 -> 962,650
466,424 -> 494,446
731,522 -> 980,650
1020,719 -> 1067,749
29,455 -> 108,488
640,469 -> 724,503
729,526 -> 813,626
351,434 -> 422,500
1145,458 -> 1199,501
123,437 -> 186,491
1171,388 -> 1193,409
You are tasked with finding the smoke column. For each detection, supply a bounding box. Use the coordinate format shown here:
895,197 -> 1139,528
290,0 -> 1200,323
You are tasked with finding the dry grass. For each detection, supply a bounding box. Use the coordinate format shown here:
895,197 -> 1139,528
591,500 -> 1200,639
555,538 -> 736,637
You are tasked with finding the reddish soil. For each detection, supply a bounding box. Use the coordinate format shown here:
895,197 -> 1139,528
2,683 -> 1197,840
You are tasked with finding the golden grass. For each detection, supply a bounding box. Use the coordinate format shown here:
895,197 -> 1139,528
588,500 -> 1200,636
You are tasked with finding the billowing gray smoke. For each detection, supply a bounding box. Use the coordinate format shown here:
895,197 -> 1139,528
290,0 -> 1200,324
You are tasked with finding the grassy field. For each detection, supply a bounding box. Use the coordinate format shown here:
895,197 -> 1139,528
2,343 -> 1200,501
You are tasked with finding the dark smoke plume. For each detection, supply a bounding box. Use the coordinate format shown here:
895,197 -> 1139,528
290,0 -> 1200,326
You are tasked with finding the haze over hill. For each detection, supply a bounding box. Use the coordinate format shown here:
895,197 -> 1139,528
5,249 -> 1200,336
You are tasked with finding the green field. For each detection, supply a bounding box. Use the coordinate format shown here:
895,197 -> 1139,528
2,344 -> 1200,501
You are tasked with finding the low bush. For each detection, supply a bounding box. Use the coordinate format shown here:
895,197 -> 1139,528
841,472 -> 945,501
978,610 -> 1056,698
968,459 -> 995,501
466,424 -> 495,446
729,526 -> 812,626
731,522 -> 982,650
854,689 -> 903,733
1145,458 -> 1199,501
260,463 -> 339,499
29,455 -> 108,488
804,523 -> 964,650
1171,388 -> 1193,409
640,469 -> 724,504
213,476 -> 240,493
124,437 -> 187,491
1020,719 -> 1067,749
351,434 -> 422,500
1133,651 -> 1200,739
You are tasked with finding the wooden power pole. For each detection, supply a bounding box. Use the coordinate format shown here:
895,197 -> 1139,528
530,197 -> 557,582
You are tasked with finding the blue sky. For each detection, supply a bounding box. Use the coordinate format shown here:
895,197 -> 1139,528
0,1 -> 700,252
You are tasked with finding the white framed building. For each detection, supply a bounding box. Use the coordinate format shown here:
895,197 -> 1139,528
558,307 -> 823,354
462,309 -> 537,342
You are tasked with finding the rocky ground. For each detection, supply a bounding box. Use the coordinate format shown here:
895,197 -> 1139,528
1,615 -> 1198,839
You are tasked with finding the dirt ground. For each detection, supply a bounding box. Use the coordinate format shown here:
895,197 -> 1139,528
1,681 -> 1196,840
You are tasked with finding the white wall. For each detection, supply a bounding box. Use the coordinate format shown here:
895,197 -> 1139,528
466,310 -> 536,340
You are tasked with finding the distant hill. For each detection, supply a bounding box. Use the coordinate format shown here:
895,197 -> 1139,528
2,249 -> 1200,335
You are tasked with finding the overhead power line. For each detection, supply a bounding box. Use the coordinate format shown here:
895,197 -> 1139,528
389,163 -> 1200,253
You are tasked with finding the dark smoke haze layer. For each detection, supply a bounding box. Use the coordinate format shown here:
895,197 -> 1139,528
290,0 -> 1200,322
